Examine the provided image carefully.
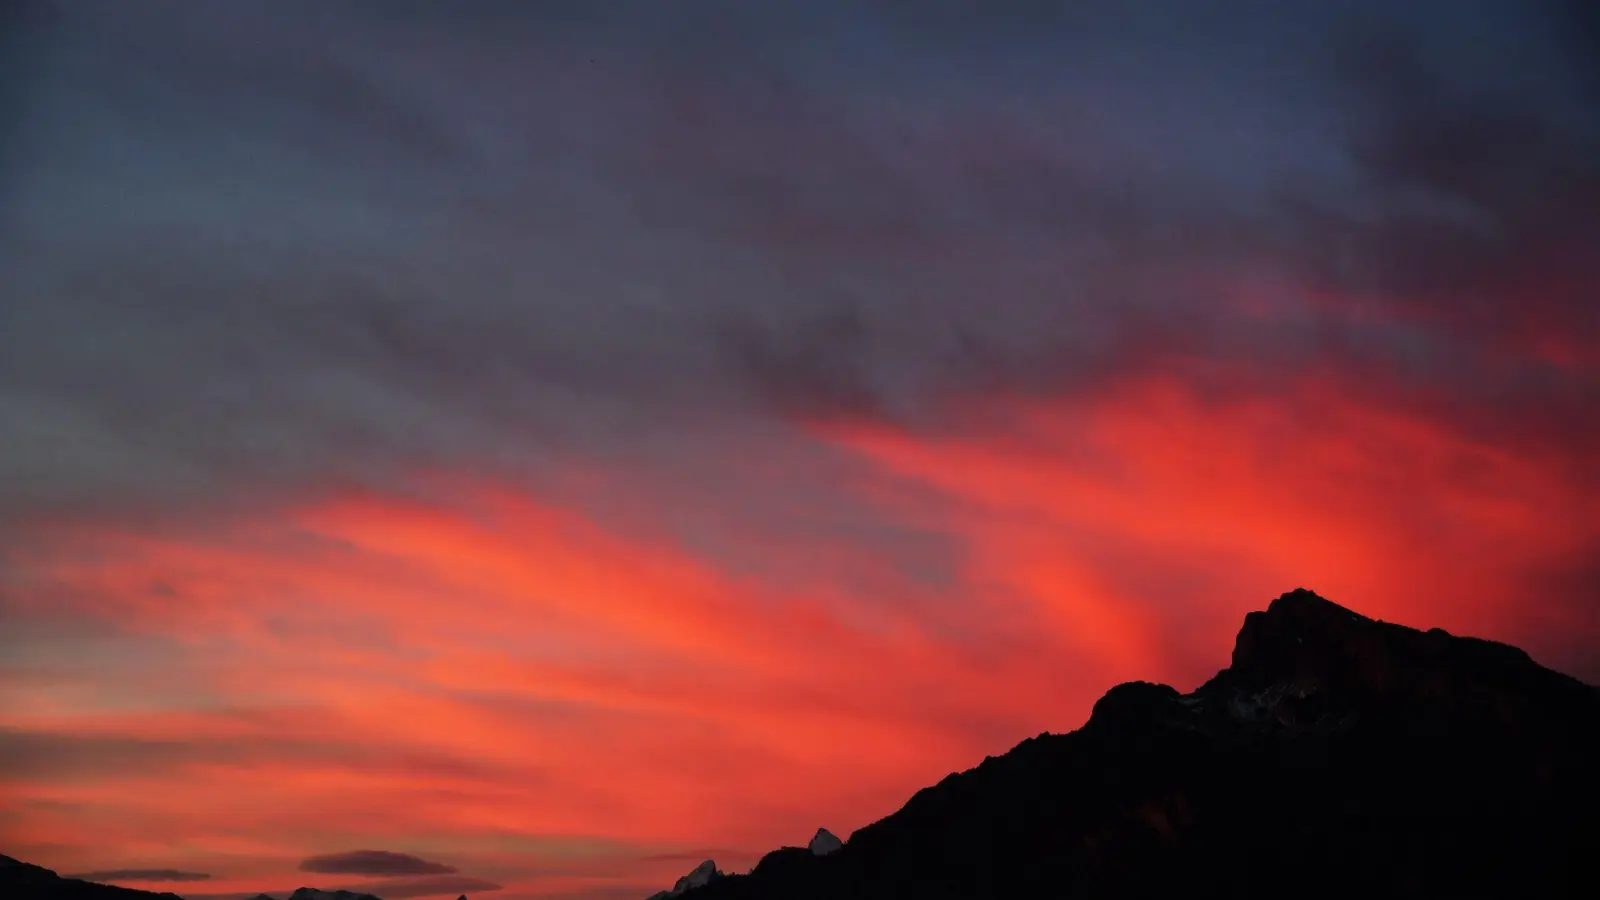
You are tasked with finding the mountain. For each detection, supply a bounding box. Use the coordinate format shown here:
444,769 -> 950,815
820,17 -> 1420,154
1,856 -> 185,900
677,588 -> 1600,899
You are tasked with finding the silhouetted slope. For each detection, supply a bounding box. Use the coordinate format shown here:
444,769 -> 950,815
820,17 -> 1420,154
1,856 -> 185,900
682,589 -> 1600,900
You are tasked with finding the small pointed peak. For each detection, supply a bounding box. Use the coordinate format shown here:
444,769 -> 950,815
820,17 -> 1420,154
809,827 -> 843,856
666,859 -> 721,895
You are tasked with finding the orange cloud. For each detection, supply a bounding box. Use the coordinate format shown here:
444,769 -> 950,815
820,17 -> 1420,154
3,374 -> 1594,899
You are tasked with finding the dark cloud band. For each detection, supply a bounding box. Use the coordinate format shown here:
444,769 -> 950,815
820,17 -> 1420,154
298,850 -> 458,876
67,870 -> 212,883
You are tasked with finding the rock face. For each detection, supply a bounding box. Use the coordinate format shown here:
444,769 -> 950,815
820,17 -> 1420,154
647,859 -> 722,899
1,856 -> 185,900
672,860 -> 719,894
807,829 -> 842,857
673,589 -> 1600,899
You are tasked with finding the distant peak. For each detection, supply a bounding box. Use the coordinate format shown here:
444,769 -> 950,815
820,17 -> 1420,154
660,859 -> 721,897
809,828 -> 843,856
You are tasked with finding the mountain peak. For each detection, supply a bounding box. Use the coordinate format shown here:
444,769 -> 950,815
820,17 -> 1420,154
646,859 -> 721,899
683,860 -> 716,881
1217,588 -> 1588,719
808,828 -> 843,856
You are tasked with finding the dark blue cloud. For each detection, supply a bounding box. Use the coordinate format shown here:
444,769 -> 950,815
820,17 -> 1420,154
299,850 -> 457,877
66,869 -> 212,883
0,0 -> 1593,527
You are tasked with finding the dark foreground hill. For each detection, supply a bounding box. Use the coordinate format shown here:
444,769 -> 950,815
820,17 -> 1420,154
0,859 -> 401,900
0,856 -> 185,900
677,589 -> 1600,900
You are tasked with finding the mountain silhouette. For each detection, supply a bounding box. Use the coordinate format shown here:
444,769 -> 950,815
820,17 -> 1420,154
672,589 -> 1600,899
1,856 -> 185,900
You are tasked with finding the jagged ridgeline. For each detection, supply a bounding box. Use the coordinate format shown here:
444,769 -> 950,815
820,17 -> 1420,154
663,589 -> 1600,900
647,829 -> 843,899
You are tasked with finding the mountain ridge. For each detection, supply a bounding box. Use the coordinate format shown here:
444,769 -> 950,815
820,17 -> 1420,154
675,588 -> 1599,899
1,855 -> 187,900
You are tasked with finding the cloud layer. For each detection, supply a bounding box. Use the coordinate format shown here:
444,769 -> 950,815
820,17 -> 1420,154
67,870 -> 213,883
1,0 -> 1594,523
299,851 -> 458,877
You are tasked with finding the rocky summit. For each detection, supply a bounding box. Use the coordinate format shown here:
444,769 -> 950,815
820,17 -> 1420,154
647,859 -> 723,900
806,829 -> 842,857
672,589 -> 1600,900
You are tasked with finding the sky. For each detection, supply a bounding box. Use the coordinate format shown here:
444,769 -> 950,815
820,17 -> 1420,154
0,1 -> 1597,898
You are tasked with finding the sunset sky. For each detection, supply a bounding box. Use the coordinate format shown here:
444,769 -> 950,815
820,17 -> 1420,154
1,2 -> 1596,899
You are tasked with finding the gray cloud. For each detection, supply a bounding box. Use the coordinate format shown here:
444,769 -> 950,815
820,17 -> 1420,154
0,727 -> 541,787
337,875 -> 500,899
0,0 -> 1594,536
197,875 -> 502,900
67,869 -> 212,883
299,851 -> 457,877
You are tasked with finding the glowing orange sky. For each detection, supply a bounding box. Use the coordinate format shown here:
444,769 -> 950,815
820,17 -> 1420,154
4,372 -> 1594,900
